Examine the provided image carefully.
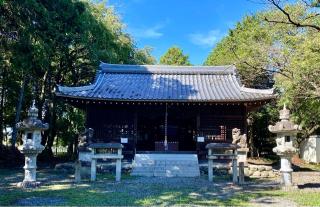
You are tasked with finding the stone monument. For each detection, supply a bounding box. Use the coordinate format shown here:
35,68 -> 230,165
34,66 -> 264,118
268,105 -> 301,187
75,128 -> 94,182
232,128 -> 248,165
16,101 -> 49,188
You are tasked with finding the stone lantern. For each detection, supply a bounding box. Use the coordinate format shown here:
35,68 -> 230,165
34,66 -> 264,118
16,101 -> 49,188
268,105 -> 301,187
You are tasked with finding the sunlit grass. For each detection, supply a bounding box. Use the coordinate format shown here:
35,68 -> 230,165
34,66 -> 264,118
261,190 -> 320,206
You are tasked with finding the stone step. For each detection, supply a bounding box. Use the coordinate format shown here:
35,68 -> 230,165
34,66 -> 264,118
131,154 -> 200,177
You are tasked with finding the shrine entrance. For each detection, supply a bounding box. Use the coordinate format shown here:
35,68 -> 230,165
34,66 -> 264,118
136,105 -> 197,152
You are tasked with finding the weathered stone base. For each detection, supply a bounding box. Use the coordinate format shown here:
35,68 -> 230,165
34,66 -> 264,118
246,164 -> 278,178
131,154 -> 200,177
55,161 -> 131,175
17,181 -> 41,188
281,185 -> 298,191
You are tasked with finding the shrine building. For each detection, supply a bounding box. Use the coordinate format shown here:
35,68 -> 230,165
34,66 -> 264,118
56,62 -> 275,158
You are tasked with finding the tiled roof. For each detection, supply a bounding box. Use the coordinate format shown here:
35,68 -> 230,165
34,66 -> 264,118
56,62 -> 275,102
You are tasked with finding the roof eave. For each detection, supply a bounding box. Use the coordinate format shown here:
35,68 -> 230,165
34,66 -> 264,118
55,93 -> 276,103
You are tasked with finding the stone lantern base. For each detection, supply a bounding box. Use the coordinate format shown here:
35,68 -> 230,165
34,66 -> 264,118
279,156 -> 293,186
17,181 -> 41,188
273,147 -> 298,187
17,148 -> 44,188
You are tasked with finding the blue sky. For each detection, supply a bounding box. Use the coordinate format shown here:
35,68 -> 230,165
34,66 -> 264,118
108,0 -> 266,65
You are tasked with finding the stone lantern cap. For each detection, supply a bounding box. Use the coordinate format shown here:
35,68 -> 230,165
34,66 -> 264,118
268,105 -> 301,134
16,101 -> 49,131
89,143 -> 124,149
205,143 -> 240,150
272,146 -> 298,155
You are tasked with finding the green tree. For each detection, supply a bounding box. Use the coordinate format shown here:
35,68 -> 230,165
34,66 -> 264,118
132,46 -> 156,65
204,15 -> 273,88
262,2 -> 320,136
160,46 -> 191,65
205,2 -> 320,156
0,0 -> 155,158
264,0 -> 320,32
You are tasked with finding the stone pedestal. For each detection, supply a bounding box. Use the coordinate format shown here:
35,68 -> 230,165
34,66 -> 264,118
237,148 -> 248,165
76,151 -> 92,181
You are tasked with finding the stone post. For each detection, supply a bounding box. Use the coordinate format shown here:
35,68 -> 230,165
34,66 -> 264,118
238,162 -> 245,185
115,148 -> 122,182
232,149 -> 238,184
208,148 -> 213,182
74,160 -> 81,183
91,158 -> 97,181
280,156 -> 293,186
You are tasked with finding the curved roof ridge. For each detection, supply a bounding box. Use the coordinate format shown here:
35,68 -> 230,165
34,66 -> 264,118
240,86 -> 274,95
57,83 -> 95,93
99,62 -> 236,75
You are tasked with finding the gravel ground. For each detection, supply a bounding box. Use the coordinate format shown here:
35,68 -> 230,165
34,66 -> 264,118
250,196 -> 298,207
293,171 -> 320,190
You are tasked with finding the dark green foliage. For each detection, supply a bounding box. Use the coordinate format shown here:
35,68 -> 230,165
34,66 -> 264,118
0,0 -> 154,158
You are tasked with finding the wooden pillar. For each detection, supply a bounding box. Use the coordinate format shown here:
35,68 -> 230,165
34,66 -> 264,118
196,112 -> 200,131
208,149 -> 213,182
133,111 -> 138,155
243,104 -> 248,135
164,103 -> 168,151
196,112 -> 201,154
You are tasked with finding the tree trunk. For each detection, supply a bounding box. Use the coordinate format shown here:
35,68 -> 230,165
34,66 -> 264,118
0,62 -> 8,149
43,67 -> 56,158
46,99 -> 57,150
11,75 -> 27,148
0,72 -> 5,148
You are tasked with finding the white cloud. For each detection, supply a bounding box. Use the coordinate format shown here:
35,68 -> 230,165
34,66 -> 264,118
188,30 -> 224,48
129,24 -> 164,39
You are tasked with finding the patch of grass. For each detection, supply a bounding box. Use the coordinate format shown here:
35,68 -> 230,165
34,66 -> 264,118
271,190 -> 320,206
97,172 -> 134,181
249,189 -> 320,206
